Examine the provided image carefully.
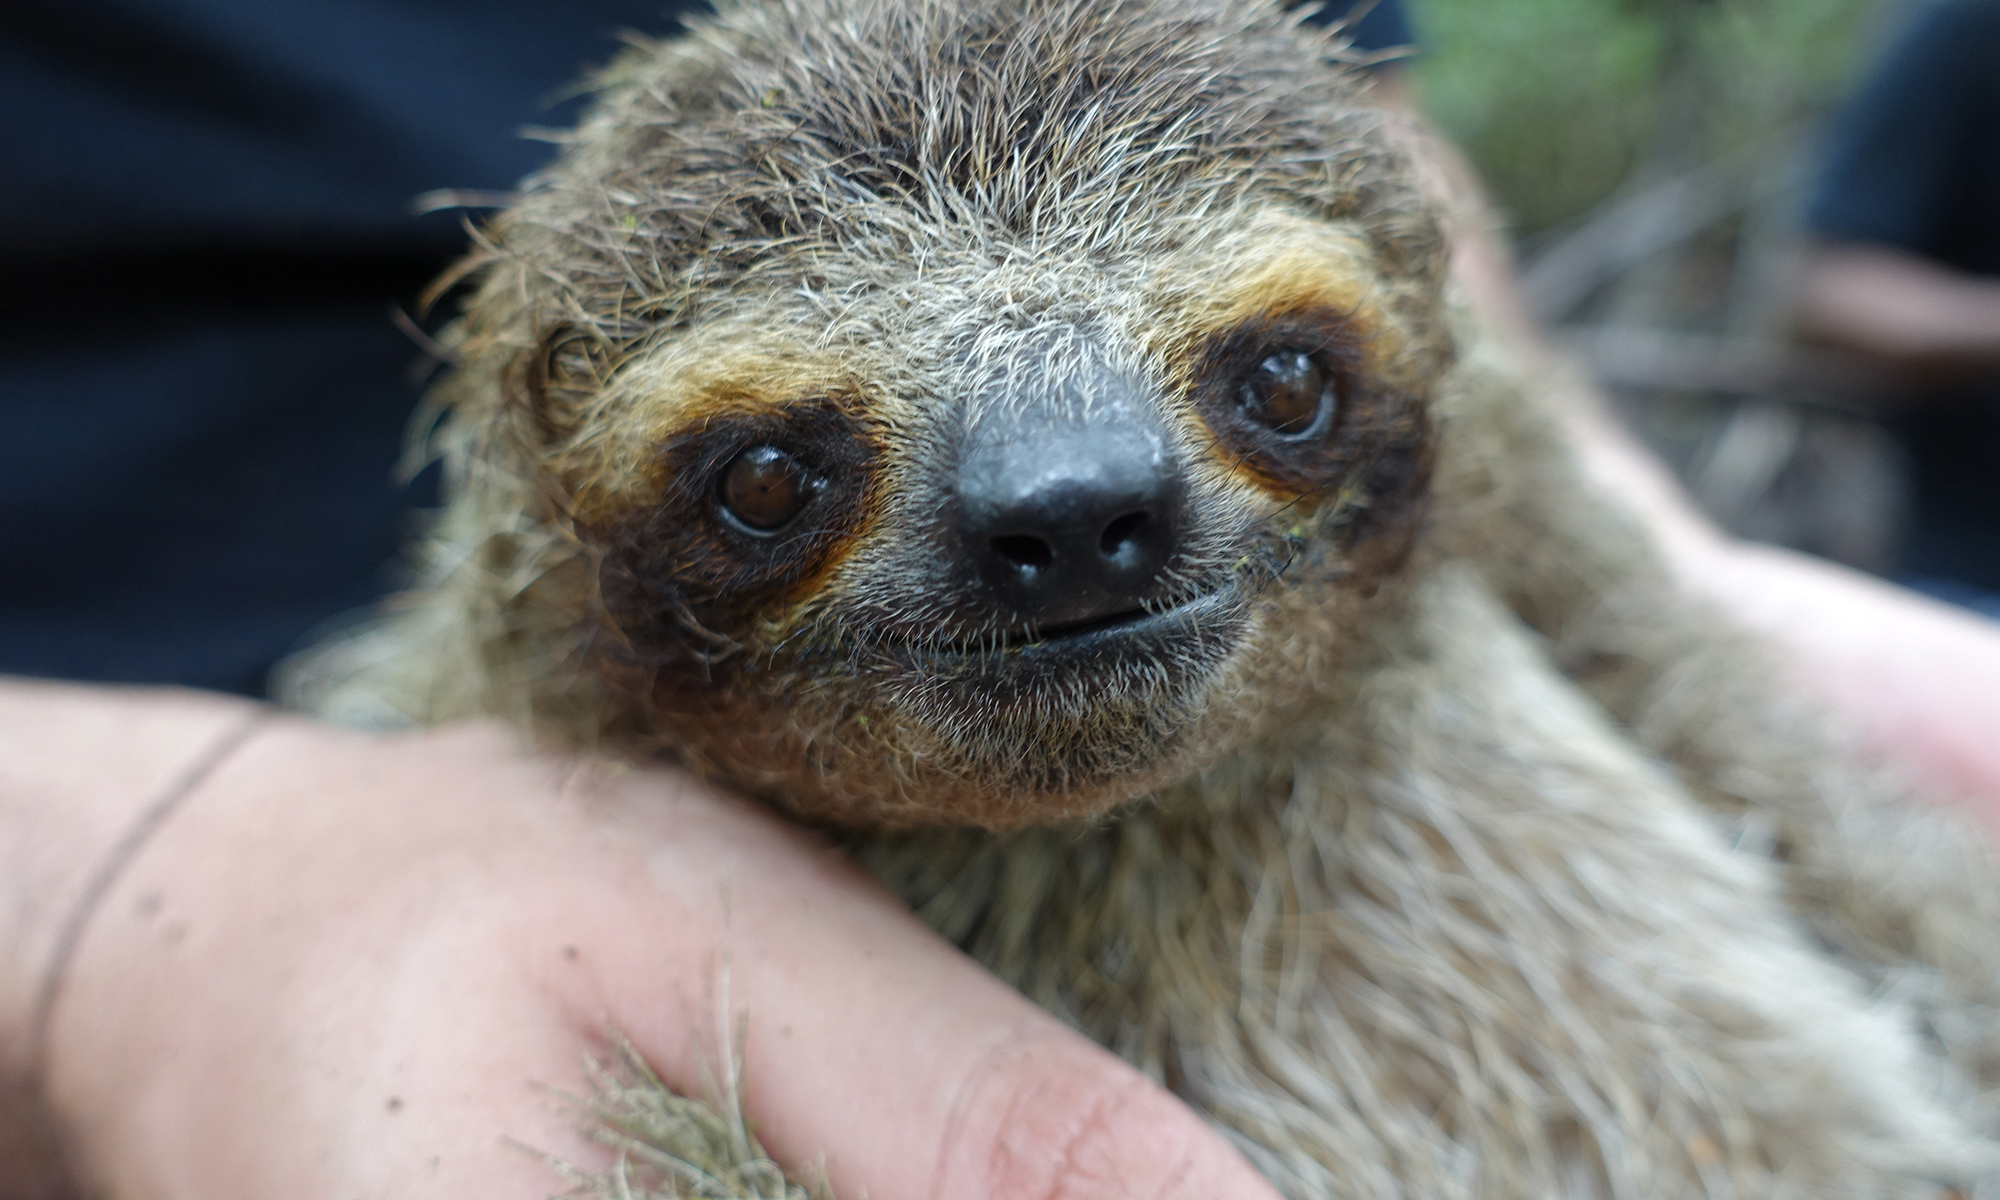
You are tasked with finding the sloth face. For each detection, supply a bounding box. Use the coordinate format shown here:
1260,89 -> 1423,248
473,0 -> 1450,826
532,214 -> 1437,827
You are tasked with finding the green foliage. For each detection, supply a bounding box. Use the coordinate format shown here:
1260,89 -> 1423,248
1410,0 -> 1884,240
1412,0 -> 1665,236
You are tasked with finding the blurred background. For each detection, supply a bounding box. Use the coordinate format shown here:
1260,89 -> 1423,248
1409,0 -> 1929,576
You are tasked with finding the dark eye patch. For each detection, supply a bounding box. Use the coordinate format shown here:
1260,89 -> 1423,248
1236,349 -> 1335,439
719,445 -> 820,534
591,395 -> 878,678
1194,307 -> 1399,497
1189,305 -> 1432,557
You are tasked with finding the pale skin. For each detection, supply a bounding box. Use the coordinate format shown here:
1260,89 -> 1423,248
8,75 -> 2000,1200
1,681 -> 1288,1200
1794,240 -> 2000,382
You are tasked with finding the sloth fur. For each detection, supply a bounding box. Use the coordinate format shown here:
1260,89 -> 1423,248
293,0 -> 2000,1194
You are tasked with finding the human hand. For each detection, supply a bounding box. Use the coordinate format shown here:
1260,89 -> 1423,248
1682,541 -> 2000,817
7,683 -> 1279,1200
1553,387 -> 2000,821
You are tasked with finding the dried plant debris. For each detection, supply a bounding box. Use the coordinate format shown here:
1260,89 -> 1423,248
555,1036 -> 829,1200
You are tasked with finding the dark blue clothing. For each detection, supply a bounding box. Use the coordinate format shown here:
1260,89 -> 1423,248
1325,0 -> 1412,65
1809,0 -> 2000,277
1806,0 -> 2000,595
1,0 -> 694,694
1,0 -> 1411,695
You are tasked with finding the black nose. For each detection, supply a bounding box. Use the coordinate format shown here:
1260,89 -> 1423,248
954,395 -> 1184,629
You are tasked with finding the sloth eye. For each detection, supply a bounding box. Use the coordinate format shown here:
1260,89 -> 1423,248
718,445 -> 817,534
1237,350 -> 1333,438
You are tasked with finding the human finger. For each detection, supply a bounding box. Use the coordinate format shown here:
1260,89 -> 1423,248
523,765 -> 1287,1200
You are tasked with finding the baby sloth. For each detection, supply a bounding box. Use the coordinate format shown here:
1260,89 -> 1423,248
301,0 -> 2000,1194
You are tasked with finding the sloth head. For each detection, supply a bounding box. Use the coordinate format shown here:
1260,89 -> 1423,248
430,0 -> 1454,828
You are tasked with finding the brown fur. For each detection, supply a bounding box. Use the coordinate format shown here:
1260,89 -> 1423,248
289,0 -> 2000,1194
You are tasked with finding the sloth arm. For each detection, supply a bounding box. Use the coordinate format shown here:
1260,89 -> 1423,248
0,678 -> 1283,1200
1372,70 -> 2000,821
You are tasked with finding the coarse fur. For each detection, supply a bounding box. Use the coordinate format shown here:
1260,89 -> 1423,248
290,0 -> 2000,1194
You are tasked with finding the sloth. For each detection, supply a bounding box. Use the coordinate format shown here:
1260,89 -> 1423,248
293,0 -> 2000,1194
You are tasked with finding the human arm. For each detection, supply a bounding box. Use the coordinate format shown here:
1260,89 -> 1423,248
0,685 -> 261,1198
1,679 -> 1282,1200
1793,240 -> 2000,381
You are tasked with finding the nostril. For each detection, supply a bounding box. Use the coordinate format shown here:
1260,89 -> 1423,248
1100,511 -> 1148,557
992,534 -> 1055,573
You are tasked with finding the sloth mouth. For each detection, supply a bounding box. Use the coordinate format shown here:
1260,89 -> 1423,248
903,583 -> 1242,660
1027,605 -> 1161,642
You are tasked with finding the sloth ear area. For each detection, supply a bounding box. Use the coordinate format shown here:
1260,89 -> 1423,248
509,312 -> 685,448
511,323 -> 626,447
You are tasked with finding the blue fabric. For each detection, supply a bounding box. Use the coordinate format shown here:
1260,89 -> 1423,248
1804,0 -> 2000,599
1,0 -> 1411,695
1904,577 -> 2000,622
1,0 -> 696,693
1308,0 -> 1414,61
1808,0 -> 2000,276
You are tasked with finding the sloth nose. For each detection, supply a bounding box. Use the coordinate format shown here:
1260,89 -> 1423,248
954,401 -> 1185,629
